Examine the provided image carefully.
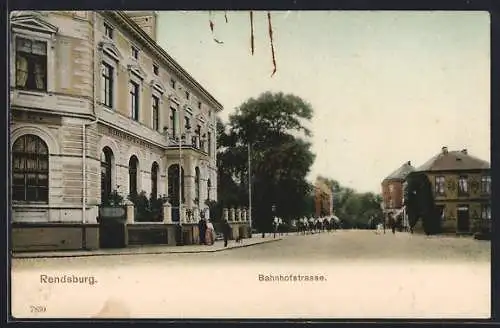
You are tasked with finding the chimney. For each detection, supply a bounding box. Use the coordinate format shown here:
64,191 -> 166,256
441,146 -> 448,154
461,149 -> 468,155
407,161 -> 411,166
125,11 -> 158,42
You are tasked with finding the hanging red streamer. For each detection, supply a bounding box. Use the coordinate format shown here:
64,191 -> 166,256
250,11 -> 254,55
268,12 -> 277,76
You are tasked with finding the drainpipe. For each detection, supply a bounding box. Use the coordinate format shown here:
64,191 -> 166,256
82,12 -> 100,247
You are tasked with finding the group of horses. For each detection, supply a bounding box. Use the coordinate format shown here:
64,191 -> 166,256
295,218 -> 340,235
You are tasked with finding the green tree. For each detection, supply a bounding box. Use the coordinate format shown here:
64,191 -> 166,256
218,92 -> 315,231
404,172 -> 440,235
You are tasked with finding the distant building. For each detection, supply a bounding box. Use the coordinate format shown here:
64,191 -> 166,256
414,146 -> 491,234
381,161 -> 415,224
314,177 -> 333,217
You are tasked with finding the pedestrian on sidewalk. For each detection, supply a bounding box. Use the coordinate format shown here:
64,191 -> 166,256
222,219 -> 231,247
205,219 -> 215,246
198,217 -> 207,245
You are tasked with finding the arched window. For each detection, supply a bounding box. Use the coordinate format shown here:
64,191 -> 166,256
12,134 -> 49,202
129,155 -> 139,197
207,178 -> 211,201
101,147 -> 113,202
151,162 -> 159,199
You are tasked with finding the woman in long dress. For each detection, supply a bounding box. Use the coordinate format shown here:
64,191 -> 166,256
205,220 -> 215,245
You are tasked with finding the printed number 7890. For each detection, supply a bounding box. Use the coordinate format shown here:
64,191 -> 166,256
30,305 -> 46,313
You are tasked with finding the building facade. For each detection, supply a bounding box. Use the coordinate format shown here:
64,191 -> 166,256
314,177 -> 333,217
415,147 -> 491,234
10,11 -> 223,250
381,161 -> 414,228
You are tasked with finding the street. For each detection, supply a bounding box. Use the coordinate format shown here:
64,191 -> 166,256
11,230 -> 490,319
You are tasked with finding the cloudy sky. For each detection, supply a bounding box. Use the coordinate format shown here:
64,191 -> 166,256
156,11 -> 490,193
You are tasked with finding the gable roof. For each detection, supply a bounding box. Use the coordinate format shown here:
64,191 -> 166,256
416,148 -> 490,172
384,161 -> 415,181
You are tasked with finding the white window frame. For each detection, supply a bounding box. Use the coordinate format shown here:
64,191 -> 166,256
129,78 -> 141,121
11,30 -> 56,94
100,55 -> 119,110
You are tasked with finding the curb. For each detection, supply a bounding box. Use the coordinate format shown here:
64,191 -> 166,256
12,238 -> 283,259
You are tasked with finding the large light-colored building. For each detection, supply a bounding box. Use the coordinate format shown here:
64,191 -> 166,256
10,11 -> 223,250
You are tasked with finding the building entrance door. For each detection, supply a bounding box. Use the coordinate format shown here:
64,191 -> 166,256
457,205 -> 470,233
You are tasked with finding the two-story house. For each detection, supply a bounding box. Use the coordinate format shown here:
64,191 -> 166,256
415,146 -> 491,234
381,161 -> 415,226
314,177 -> 333,217
10,11 -> 223,251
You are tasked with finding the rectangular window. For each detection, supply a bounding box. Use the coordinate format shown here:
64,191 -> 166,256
185,116 -> 191,130
131,46 -> 139,59
129,80 -> 139,121
101,62 -> 113,108
170,78 -> 176,89
198,101 -> 202,109
152,95 -> 159,131
435,176 -> 445,196
185,91 -> 190,100
481,175 -> 491,194
481,204 -> 491,220
458,176 -> 468,196
104,23 -> 113,39
15,37 -> 47,91
208,132 -> 212,156
153,64 -> 159,75
170,107 -> 177,137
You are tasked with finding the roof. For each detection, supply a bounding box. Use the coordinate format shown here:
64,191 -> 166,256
416,149 -> 490,172
384,161 -> 415,181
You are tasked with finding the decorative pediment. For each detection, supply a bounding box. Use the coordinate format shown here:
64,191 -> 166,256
127,64 -> 146,80
196,113 -> 207,123
150,78 -> 166,94
168,94 -> 180,106
98,41 -> 122,61
10,12 -> 58,35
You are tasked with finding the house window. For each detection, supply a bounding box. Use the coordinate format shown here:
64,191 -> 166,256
101,147 -> 113,202
152,95 -> 159,131
15,37 -> 47,91
170,107 -> 177,137
458,176 -> 468,196
129,156 -> 139,197
195,125 -> 201,148
481,175 -> 491,194
388,184 -> 394,193
481,204 -> 491,220
12,134 -> 49,202
170,78 -> 176,89
101,61 -> 113,108
104,23 -> 113,39
435,176 -> 445,196
151,162 -> 159,199
195,167 -> 200,204
207,132 -> 212,156
185,91 -> 190,100
185,116 -> 191,131
131,46 -> 139,60
198,101 -> 202,109
207,178 -> 211,201
129,80 -> 139,121
153,64 -> 159,75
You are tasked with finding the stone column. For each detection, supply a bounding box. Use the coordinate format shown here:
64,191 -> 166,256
223,208 -> 229,221
229,208 -> 235,221
163,202 -> 172,223
125,200 -> 135,224
236,208 -> 241,222
242,208 -> 247,221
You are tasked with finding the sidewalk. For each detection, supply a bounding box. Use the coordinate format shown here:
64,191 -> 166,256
11,234 -> 284,259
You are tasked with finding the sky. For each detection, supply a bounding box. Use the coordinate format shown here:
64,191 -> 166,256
156,11 -> 490,193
